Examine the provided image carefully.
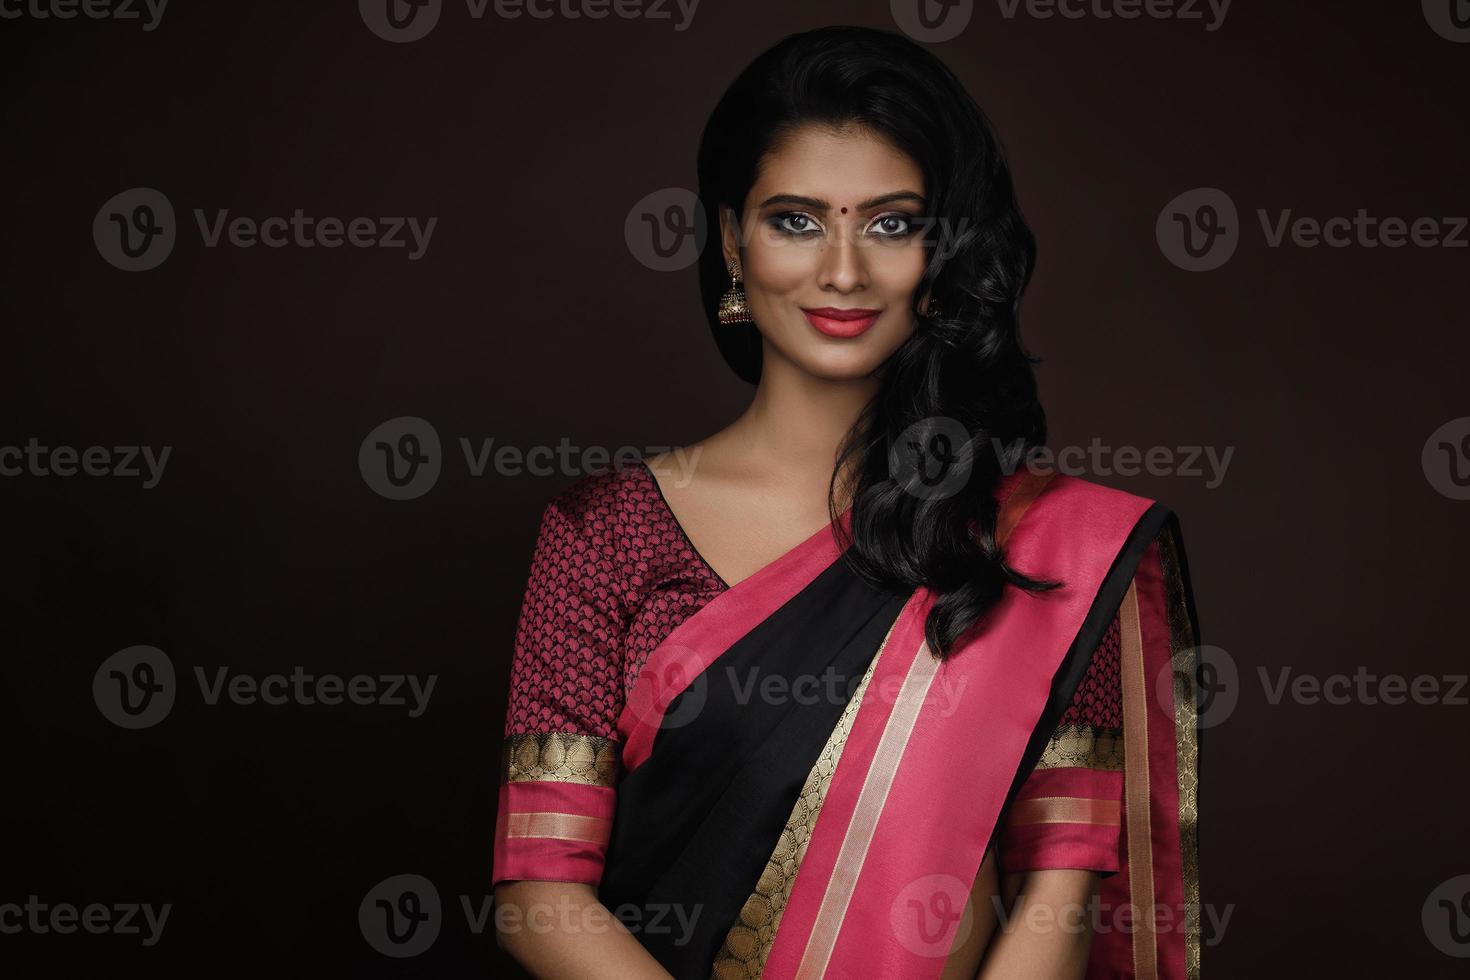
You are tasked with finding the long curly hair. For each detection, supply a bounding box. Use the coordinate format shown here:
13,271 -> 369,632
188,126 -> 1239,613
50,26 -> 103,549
695,25 -> 1056,657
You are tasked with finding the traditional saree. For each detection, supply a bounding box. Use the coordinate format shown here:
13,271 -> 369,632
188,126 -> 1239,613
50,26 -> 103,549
493,460 -> 1202,979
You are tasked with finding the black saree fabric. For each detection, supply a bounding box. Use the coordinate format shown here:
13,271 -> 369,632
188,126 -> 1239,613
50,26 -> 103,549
597,554 -> 907,978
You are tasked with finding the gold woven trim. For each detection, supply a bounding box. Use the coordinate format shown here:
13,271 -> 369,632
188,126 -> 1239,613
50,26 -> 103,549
1034,723 -> 1125,771
1160,524 -> 1202,980
709,615 -> 899,980
503,732 -> 620,787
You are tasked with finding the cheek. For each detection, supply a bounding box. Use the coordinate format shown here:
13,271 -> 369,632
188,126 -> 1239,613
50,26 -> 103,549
742,234 -> 818,293
869,243 -> 928,297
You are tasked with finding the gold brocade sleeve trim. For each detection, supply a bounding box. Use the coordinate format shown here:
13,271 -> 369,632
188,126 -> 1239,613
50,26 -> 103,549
503,732 -> 620,787
1033,723 -> 1125,771
1008,795 -> 1122,827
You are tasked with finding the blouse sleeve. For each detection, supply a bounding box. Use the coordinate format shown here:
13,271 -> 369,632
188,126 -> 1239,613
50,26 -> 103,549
492,499 -> 629,887
997,611 -> 1126,876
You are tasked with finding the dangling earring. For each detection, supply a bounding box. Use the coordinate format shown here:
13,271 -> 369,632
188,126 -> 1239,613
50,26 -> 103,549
718,263 -> 753,325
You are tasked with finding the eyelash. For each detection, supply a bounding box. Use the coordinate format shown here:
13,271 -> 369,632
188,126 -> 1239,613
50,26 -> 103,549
766,211 -> 918,240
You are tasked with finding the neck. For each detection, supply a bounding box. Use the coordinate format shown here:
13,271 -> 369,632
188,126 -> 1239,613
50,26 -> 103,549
726,345 -> 880,504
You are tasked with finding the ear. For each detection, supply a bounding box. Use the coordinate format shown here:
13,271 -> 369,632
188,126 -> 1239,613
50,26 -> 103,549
718,203 -> 742,274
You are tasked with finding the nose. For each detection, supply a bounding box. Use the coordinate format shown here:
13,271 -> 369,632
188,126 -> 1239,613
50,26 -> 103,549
816,225 -> 868,294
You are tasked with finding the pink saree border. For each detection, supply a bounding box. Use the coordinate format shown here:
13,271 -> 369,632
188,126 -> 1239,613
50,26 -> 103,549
1090,536 -> 1189,979
615,507 -> 852,774
765,474 -> 1156,979
617,470 -> 1038,775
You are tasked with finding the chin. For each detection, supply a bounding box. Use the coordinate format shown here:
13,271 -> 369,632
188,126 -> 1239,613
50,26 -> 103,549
784,339 -> 904,381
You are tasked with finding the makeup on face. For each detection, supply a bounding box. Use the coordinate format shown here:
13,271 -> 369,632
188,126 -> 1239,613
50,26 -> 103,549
754,190 -> 927,248
727,124 -> 930,373
753,191 -> 924,340
800,306 -> 883,338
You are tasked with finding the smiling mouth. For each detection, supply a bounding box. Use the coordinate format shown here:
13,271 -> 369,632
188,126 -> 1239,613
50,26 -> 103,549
801,307 -> 882,338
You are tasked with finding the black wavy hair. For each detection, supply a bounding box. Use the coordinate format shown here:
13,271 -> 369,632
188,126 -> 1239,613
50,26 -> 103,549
695,25 -> 1056,658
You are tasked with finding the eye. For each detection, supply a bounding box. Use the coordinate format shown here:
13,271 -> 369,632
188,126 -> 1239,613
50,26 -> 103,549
768,212 -> 822,236
868,213 -> 914,237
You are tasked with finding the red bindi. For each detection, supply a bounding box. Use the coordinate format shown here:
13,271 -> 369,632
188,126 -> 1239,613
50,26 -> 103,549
840,206 -> 848,214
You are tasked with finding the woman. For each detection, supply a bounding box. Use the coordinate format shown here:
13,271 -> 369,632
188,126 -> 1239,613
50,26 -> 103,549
493,25 -> 1201,980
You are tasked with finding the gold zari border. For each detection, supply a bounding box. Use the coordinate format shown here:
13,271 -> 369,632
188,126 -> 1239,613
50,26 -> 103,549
709,617 -> 898,980
1160,524 -> 1202,980
503,732 -> 620,787
1034,723 -> 1125,771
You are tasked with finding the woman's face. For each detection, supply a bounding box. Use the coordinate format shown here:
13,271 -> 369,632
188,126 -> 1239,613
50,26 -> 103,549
721,123 -> 929,383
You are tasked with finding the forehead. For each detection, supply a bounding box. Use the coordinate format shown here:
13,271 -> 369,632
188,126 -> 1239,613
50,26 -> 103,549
750,123 -> 924,203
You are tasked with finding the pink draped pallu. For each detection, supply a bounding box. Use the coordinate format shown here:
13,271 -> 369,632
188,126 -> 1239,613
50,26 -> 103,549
494,467 -> 1202,978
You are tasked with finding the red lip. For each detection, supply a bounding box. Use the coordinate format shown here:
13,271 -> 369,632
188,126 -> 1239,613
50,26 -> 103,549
801,307 -> 882,338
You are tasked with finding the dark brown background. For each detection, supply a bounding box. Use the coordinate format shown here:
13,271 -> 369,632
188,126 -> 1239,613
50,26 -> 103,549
3,0 -> 1467,976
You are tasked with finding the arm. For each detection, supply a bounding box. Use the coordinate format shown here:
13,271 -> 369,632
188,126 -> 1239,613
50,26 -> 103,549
974,612 -> 1127,977
974,868 -> 1099,979
493,881 -> 672,980
493,496 -> 662,978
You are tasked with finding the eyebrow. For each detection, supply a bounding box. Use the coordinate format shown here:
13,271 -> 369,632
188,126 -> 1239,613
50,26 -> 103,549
755,191 -> 925,211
